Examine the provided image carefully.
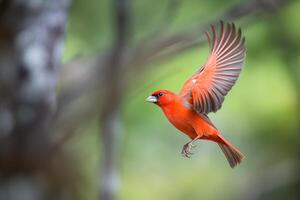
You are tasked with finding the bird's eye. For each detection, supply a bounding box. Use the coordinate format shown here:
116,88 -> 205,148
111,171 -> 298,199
158,92 -> 163,96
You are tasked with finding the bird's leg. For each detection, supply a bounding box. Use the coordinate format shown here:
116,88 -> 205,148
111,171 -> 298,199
181,136 -> 200,158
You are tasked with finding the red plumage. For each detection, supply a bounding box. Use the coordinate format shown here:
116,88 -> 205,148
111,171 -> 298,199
147,21 -> 245,168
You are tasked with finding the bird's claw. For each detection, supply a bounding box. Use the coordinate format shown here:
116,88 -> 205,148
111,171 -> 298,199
181,141 -> 195,158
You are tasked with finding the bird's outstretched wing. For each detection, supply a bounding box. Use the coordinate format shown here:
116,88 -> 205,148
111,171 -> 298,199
179,21 -> 245,114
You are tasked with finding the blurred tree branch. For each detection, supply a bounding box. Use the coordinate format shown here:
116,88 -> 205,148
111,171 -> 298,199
99,0 -> 131,199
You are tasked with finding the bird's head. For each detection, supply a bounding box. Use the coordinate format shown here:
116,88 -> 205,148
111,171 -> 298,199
146,90 -> 176,107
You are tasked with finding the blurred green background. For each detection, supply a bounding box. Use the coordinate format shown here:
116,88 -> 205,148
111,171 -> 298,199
62,0 -> 300,199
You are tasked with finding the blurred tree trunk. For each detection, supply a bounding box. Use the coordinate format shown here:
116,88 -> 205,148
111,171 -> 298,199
99,0 -> 130,200
0,0 -> 73,199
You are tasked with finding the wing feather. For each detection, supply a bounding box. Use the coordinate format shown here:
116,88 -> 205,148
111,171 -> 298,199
179,21 -> 246,114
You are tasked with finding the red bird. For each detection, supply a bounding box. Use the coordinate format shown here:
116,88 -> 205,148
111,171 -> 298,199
146,21 -> 245,168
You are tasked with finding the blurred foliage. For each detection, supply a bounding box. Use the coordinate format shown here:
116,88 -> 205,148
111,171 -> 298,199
62,0 -> 300,199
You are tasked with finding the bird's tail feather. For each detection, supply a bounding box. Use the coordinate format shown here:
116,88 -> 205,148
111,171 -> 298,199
216,135 -> 244,168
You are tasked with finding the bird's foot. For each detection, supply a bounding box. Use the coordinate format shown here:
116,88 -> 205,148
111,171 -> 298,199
181,141 -> 196,158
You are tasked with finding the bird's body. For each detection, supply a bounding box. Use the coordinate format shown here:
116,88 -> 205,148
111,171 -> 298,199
146,21 -> 246,168
159,93 -> 216,140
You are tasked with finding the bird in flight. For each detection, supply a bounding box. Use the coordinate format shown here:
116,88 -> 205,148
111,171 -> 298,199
146,21 -> 246,168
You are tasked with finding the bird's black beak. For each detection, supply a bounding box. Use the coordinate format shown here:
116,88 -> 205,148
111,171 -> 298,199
146,95 -> 157,103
